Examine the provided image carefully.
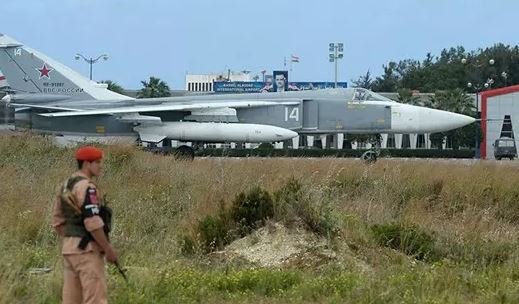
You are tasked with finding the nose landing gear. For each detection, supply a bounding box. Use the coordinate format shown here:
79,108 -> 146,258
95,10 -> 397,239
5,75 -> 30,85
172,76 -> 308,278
361,150 -> 378,163
360,137 -> 381,164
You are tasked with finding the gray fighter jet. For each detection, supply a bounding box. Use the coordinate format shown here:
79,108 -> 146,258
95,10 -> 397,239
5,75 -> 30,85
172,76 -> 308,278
0,33 -> 475,157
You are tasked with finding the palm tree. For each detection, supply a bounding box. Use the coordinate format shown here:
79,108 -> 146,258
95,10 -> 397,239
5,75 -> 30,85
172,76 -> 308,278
100,80 -> 125,95
431,89 -> 474,115
138,77 -> 171,98
429,89 -> 477,150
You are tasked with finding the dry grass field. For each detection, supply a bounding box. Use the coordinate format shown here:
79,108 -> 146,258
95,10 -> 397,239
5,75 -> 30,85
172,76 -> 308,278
2,134 -> 519,303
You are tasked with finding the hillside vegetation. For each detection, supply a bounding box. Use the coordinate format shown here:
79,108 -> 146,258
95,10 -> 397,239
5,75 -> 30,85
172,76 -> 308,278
1,135 -> 519,303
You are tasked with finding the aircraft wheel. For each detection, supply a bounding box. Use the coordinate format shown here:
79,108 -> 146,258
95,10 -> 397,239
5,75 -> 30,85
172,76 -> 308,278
175,145 -> 195,161
361,150 -> 378,163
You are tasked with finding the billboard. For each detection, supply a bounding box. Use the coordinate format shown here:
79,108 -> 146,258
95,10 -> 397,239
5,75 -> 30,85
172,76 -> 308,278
214,81 -> 347,93
212,82 -> 265,93
213,70 -> 347,93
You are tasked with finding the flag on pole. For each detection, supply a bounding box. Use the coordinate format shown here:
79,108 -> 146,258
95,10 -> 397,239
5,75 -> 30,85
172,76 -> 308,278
291,55 -> 300,63
0,71 -> 8,88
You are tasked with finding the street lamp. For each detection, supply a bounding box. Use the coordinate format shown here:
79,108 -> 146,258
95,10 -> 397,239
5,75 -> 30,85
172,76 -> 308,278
463,57 -> 495,159
75,53 -> 109,81
502,71 -> 509,86
329,43 -> 344,88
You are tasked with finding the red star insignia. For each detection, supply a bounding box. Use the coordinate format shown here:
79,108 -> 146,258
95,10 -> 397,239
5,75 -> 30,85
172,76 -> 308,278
36,63 -> 53,79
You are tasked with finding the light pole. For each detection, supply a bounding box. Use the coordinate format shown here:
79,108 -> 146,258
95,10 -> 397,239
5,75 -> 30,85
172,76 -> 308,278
463,57 -> 495,159
502,71 -> 509,87
75,53 -> 109,81
329,43 -> 344,88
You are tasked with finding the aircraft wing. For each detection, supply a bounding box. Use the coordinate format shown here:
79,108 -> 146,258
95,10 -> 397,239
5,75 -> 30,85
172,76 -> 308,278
9,103 -> 82,112
38,99 -> 302,117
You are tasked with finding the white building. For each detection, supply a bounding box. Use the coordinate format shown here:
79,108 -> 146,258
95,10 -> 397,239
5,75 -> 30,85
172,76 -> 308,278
185,71 -> 254,93
481,85 -> 519,159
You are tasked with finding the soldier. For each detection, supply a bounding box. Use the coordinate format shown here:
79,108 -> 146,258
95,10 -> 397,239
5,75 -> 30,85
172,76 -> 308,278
52,146 -> 117,304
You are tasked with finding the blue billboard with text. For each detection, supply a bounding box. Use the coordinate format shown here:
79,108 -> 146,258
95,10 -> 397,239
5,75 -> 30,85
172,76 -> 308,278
213,81 -> 347,94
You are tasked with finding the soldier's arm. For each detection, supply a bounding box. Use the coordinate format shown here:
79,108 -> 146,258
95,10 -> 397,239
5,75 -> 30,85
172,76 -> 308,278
51,194 -> 65,236
75,181 -> 105,233
76,182 -> 118,262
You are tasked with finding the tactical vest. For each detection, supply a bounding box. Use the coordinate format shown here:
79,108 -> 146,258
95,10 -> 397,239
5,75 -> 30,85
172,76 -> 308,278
61,176 -> 90,239
60,176 -> 113,249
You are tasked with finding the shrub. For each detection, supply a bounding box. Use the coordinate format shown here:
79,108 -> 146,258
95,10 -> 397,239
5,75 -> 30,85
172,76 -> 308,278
198,215 -> 231,252
230,186 -> 274,235
274,178 -> 339,239
257,143 -> 274,151
179,235 -> 197,256
371,223 -> 437,261
273,177 -> 304,223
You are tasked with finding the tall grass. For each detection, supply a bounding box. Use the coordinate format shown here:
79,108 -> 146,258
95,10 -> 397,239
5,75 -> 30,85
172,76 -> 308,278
2,135 -> 519,303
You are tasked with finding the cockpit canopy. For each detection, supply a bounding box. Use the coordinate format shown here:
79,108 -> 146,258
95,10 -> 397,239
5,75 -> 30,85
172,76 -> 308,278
351,88 -> 394,102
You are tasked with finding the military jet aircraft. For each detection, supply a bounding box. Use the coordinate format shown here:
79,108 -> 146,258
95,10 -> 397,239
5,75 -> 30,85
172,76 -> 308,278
0,33 -> 475,157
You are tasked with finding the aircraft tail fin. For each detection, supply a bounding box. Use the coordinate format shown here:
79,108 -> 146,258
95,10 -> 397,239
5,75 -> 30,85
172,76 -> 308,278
0,34 -> 130,101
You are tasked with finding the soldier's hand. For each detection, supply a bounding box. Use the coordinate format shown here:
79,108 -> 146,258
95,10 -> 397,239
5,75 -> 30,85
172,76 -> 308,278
105,245 -> 118,264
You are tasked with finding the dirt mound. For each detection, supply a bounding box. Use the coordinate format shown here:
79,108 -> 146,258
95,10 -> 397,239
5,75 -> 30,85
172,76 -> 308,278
222,222 -> 334,267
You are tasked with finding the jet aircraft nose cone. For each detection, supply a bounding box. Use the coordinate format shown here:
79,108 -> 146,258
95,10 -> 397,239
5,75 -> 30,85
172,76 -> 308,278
418,108 -> 476,133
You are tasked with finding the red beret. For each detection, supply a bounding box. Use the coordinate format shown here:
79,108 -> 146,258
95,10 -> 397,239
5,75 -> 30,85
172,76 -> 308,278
75,146 -> 103,161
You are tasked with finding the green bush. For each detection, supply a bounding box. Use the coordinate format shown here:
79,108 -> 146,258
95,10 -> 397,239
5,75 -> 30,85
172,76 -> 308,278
231,187 -> 274,235
257,143 -> 274,151
274,178 -> 339,239
179,235 -> 197,256
273,177 -> 304,223
198,215 -> 231,252
371,223 -> 437,261
188,188 -> 276,253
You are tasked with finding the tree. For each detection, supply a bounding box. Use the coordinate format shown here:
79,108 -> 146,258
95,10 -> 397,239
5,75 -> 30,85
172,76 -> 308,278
138,77 -> 171,98
372,62 -> 400,92
352,70 -> 374,89
100,80 -> 125,95
370,44 -> 519,94
431,89 -> 474,115
397,88 -> 421,106
428,89 -> 477,150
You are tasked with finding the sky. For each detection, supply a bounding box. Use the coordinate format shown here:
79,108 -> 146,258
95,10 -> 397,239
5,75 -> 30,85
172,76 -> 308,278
2,0 -> 518,89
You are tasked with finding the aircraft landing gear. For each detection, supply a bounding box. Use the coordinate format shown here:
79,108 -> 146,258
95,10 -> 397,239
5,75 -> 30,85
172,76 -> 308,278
360,136 -> 381,164
174,145 -> 195,161
361,150 -> 378,163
